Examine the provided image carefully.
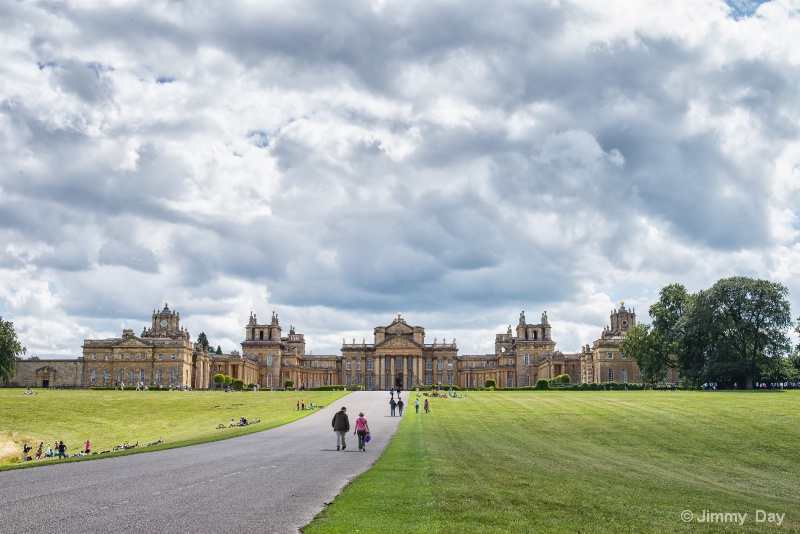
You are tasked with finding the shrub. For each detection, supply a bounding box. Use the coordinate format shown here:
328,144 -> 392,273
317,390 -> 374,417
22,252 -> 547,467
232,379 -> 244,391
535,379 -> 550,390
484,379 -> 497,389
554,374 -> 571,384
284,380 -> 294,389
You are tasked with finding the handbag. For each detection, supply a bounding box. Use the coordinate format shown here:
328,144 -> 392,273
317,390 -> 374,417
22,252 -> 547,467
364,432 -> 372,443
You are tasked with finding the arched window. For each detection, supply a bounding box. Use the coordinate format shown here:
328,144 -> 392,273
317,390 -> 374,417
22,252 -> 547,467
129,369 -> 135,383
90,369 -> 96,384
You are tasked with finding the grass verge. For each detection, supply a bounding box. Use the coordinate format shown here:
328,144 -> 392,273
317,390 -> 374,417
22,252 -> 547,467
0,388 -> 347,470
304,390 -> 800,533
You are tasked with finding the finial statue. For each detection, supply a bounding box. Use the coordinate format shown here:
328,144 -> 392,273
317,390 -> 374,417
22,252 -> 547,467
164,301 -> 168,308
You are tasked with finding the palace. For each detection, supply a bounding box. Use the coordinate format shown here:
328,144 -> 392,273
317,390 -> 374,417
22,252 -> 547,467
7,303 -> 667,389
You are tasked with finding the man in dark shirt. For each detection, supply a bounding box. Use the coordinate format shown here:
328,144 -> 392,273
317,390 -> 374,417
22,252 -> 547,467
331,406 -> 350,451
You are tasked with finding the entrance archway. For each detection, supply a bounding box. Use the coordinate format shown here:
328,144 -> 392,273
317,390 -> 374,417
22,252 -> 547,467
395,373 -> 403,389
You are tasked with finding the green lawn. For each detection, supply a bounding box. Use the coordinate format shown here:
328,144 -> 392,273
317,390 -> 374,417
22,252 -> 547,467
0,388 -> 347,469
304,391 -> 800,533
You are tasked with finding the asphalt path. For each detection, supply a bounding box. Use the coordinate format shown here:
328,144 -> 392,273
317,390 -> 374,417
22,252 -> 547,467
0,391 -> 405,533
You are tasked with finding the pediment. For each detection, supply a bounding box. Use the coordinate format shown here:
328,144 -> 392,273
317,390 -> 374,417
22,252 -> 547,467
386,323 -> 413,335
377,336 -> 420,349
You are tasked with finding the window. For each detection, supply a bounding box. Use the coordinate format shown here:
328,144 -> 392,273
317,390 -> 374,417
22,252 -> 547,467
437,359 -> 443,371
129,369 -> 134,383
508,377 -> 514,388
158,354 -> 163,361
525,374 -> 531,387
447,359 -> 453,371
524,353 -> 530,366
470,362 -> 475,369
267,354 -> 273,365
157,369 -> 163,383
104,354 -> 109,361
324,361 -> 329,369
346,375 -> 351,385
385,356 -> 391,370
170,369 -> 176,383
316,379 -> 321,387
437,374 -> 443,385
366,374 -> 373,390
313,362 -> 318,369
346,359 -> 351,371
366,358 -> 373,371
425,373 -> 433,385
139,369 -> 144,383
119,354 -> 124,360
447,374 -> 453,385
266,374 -> 272,388
356,360 -> 361,371
90,369 -> 96,384
426,358 -> 432,371
621,368 -> 628,383
608,369 -> 614,382
621,352 -> 627,359
140,353 -> 146,360
396,357 -> 403,371
103,369 -> 109,384
91,354 -> 96,361
170,354 -> 176,361
408,356 -> 413,370
607,352 -> 613,359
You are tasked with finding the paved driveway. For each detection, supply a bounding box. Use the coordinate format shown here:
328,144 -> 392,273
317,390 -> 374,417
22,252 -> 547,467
0,391 -> 403,533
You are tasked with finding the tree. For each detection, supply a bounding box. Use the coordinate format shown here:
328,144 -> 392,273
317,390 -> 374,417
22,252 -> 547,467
484,378 -> 496,389
677,277 -> 792,388
213,373 -> 226,388
622,284 -> 692,385
216,345 -> 222,355
197,332 -> 210,351
1,317 -> 27,382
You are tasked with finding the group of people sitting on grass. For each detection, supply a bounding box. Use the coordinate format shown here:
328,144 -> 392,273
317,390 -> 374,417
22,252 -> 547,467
296,399 -> 317,410
22,439 -> 82,461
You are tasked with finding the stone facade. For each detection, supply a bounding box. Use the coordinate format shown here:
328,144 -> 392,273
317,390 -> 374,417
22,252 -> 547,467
9,303 -> 655,389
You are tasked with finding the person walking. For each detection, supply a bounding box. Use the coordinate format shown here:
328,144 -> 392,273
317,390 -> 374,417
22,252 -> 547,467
85,440 -> 91,455
354,412 -> 370,452
415,398 -> 420,413
331,406 -> 350,451
397,398 -> 404,416
389,397 -> 397,416
58,440 -> 67,459
424,398 -> 430,413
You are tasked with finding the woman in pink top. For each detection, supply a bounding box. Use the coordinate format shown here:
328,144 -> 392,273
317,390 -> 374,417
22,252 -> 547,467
354,412 -> 370,452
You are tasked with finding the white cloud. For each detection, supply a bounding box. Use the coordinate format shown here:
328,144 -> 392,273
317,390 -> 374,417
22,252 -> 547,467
2,0 -> 799,358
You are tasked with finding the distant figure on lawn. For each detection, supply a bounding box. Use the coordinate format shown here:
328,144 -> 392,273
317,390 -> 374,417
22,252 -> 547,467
85,440 -> 91,455
415,398 -> 420,413
397,398 -> 404,416
332,406 -> 350,451
22,443 -> 31,461
36,442 -> 43,460
354,412 -> 370,452
424,398 -> 430,413
58,441 -> 67,459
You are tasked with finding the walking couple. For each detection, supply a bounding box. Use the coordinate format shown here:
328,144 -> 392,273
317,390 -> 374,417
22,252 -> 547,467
332,406 -> 371,451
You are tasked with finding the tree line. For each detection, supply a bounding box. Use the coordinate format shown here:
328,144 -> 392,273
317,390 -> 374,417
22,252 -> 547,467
620,276 -> 800,389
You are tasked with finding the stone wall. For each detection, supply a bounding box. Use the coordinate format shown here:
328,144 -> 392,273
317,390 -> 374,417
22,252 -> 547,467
7,359 -> 85,388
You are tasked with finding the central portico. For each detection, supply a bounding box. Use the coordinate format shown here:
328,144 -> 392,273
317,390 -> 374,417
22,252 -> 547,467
341,313 -> 458,390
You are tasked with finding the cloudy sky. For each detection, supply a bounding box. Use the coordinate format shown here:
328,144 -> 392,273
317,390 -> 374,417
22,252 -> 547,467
2,0 -> 799,359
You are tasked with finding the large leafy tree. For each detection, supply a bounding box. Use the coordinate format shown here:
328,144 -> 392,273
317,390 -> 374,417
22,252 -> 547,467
621,284 -> 692,384
677,277 -> 792,388
1,317 -> 27,382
